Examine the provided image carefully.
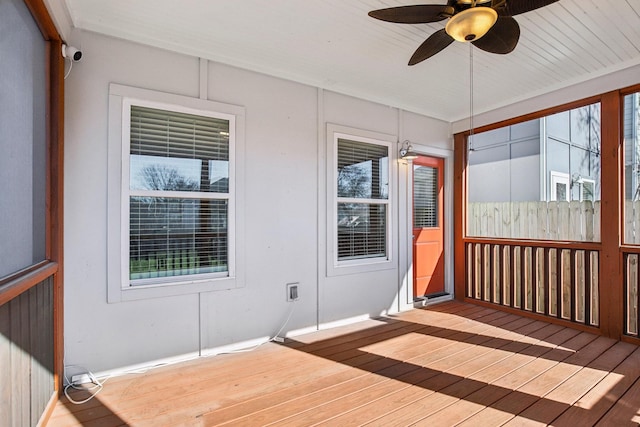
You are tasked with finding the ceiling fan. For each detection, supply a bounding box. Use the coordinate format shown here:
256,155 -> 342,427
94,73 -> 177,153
368,0 -> 559,65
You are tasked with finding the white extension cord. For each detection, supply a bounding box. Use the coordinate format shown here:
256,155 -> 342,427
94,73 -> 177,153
63,368 -> 109,405
63,299 -> 297,404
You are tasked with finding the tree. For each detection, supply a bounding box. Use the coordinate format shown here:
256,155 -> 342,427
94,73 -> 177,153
139,164 -> 198,191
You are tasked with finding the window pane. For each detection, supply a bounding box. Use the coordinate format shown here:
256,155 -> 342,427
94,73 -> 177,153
337,203 -> 386,260
467,103 -> 601,241
582,181 -> 595,201
0,0 -> 47,278
337,138 -> 388,199
556,183 -> 567,201
414,165 -> 438,228
624,92 -> 640,244
129,197 -> 228,281
130,106 -> 229,193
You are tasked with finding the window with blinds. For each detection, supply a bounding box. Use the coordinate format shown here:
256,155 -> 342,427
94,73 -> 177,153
127,105 -> 231,284
336,138 -> 389,261
413,165 -> 438,228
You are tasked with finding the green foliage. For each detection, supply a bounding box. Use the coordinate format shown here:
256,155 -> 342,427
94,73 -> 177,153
129,250 -> 226,280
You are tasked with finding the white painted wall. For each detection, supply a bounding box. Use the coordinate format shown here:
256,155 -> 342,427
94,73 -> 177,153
63,31 -> 451,374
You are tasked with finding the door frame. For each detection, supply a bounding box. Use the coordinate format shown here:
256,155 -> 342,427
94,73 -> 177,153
398,144 -> 454,311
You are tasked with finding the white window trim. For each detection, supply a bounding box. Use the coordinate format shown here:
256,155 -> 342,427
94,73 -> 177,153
107,83 -> 245,303
326,123 -> 396,277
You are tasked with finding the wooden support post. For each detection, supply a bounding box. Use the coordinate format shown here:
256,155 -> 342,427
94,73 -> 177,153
454,133 -> 467,300
599,90 -> 623,339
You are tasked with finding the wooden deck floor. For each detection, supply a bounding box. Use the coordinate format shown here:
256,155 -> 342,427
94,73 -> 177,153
48,301 -> 640,426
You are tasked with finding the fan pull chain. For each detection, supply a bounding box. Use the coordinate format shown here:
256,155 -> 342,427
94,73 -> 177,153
469,43 -> 474,152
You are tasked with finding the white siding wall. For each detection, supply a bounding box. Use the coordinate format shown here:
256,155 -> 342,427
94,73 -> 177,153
64,32 -> 451,373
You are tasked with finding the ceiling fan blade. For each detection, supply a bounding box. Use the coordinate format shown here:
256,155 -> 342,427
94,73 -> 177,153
409,29 -> 455,65
368,5 -> 453,24
471,16 -> 520,54
502,0 -> 559,16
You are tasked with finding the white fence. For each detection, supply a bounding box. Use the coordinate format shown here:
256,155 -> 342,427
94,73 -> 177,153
624,201 -> 640,244
468,201 -> 601,242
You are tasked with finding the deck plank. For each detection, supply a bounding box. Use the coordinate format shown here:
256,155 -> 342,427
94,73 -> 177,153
416,334 -> 610,426
499,337 -> 628,426
552,345 -> 640,426
595,375 -> 640,425
47,301 -> 640,427
212,309 -> 516,425
370,328 -> 586,426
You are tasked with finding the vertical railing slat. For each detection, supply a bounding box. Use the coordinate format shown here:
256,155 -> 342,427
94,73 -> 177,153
544,247 -> 550,316
510,245 -> 516,308
520,246 -> 526,310
499,245 -> 505,306
532,247 -> 539,314
480,244 -> 486,302
570,249 -> 577,322
585,250 -> 592,326
469,243 -> 475,299
636,254 -> 640,335
557,248 -> 563,319
489,244 -> 495,303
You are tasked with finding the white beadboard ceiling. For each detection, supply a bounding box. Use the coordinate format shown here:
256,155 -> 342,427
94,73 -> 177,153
58,0 -> 640,122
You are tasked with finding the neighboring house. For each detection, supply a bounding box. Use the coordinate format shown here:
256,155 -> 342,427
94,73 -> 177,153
625,92 -> 640,200
468,104 -> 601,204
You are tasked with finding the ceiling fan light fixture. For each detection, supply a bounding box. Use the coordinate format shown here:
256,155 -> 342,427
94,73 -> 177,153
445,7 -> 498,42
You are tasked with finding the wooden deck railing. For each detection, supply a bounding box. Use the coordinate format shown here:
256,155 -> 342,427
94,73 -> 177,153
465,238 -> 600,328
465,200 -> 640,337
0,262 -> 57,426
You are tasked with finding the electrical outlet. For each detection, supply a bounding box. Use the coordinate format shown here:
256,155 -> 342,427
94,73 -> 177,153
286,282 -> 299,302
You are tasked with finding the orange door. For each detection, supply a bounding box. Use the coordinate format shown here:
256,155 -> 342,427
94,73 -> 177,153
413,156 -> 445,298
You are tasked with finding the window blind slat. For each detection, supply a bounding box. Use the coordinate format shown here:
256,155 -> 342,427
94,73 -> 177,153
130,105 -> 230,161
